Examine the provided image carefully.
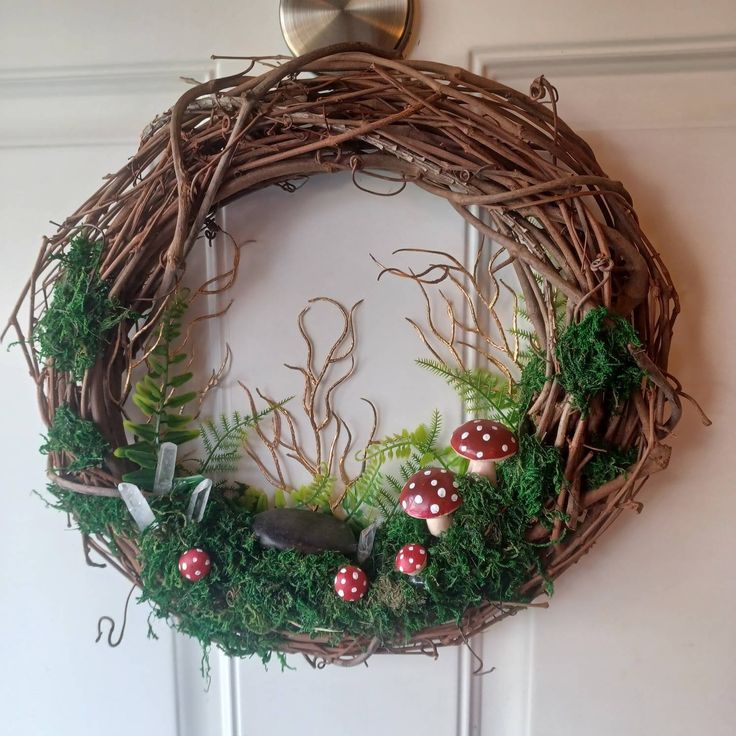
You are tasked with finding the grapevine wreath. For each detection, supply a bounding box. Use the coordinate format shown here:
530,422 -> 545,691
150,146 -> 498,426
6,44 -> 706,668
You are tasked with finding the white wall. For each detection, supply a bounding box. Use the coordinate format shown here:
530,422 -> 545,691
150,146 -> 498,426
1,3 -> 734,736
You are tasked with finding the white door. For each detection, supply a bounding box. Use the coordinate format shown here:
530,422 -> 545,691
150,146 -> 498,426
1,3 -> 734,736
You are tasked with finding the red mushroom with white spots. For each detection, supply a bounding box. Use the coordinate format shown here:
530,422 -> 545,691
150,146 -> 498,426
178,548 -> 212,582
399,467 -> 462,536
450,419 -> 518,484
333,565 -> 368,601
395,543 -> 428,576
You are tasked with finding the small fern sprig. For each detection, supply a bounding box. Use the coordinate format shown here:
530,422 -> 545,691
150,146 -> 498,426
417,359 -> 516,423
343,410 -> 453,524
199,402 -> 287,475
114,292 -> 199,488
275,469 -> 335,513
342,455 -> 386,523
357,409 -> 442,465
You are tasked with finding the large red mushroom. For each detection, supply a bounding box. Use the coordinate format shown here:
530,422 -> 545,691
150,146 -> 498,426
399,467 -> 461,536
450,419 -> 517,483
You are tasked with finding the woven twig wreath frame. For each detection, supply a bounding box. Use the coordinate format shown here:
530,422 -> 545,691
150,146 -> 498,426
8,43 -> 689,665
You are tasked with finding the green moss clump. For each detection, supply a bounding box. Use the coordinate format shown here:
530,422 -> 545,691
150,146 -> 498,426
582,443 -> 638,490
43,429 -> 559,662
45,484 -> 136,550
40,404 -> 110,472
129,469 -> 547,662
421,475 -> 542,618
516,353 -> 547,410
137,495 -> 434,660
33,236 -> 132,380
498,433 -> 564,518
555,306 -> 644,410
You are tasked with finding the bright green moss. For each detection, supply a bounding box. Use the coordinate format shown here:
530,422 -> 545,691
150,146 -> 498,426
40,404 -> 110,473
33,236 -> 132,380
556,306 -> 644,410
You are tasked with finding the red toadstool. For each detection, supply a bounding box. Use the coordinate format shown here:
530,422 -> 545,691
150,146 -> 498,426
333,565 -> 368,601
450,419 -> 517,483
399,467 -> 461,536
395,543 -> 428,576
178,548 -> 212,582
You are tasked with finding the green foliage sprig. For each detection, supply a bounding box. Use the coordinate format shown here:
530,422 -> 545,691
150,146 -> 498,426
200,404 -> 289,476
40,404 -> 110,473
275,470 -> 334,513
343,410 -> 464,524
417,359 -> 519,424
115,292 -> 199,488
33,236 -> 133,381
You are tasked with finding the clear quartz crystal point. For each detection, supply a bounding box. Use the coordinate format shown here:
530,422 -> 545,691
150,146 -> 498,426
153,442 -> 177,495
187,478 -> 213,522
118,483 -> 155,531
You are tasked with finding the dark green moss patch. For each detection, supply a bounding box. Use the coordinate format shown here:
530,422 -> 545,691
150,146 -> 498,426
555,306 -> 644,410
40,404 -> 110,473
582,442 -> 638,490
498,433 -> 565,518
33,236 -> 133,380
47,455 -> 556,662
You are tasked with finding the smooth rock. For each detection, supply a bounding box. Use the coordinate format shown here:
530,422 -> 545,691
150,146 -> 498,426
252,508 -> 357,555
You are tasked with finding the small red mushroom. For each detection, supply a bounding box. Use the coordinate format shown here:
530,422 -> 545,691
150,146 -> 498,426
333,565 -> 368,601
395,543 -> 428,576
178,548 -> 212,582
399,467 -> 461,536
450,419 -> 517,483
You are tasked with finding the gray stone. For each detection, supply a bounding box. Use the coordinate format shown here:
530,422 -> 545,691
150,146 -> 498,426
252,508 -> 357,555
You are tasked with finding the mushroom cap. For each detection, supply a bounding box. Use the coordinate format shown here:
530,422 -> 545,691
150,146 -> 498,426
395,543 -> 428,575
399,467 -> 461,519
450,419 -> 518,461
178,548 -> 212,582
333,565 -> 368,601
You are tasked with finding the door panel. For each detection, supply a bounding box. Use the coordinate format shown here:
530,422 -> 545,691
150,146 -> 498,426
215,172 -> 467,736
473,44 -> 736,736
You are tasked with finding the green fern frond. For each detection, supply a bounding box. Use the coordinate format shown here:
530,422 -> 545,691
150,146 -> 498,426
417,359 -> 515,422
343,457 -> 386,523
289,471 -> 335,513
199,402 -> 287,475
344,410 -> 453,524
358,410 -> 442,466
115,291 -> 201,488
418,409 -> 442,454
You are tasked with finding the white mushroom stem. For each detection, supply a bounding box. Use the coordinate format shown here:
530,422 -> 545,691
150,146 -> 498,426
426,514 -> 453,536
467,459 -> 497,483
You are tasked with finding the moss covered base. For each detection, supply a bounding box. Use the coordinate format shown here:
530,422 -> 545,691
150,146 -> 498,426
47,437 -> 569,663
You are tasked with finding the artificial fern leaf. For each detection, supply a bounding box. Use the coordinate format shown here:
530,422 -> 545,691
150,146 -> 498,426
198,402 -> 286,475
290,471 -> 334,512
169,372 -> 193,388
343,411 -> 450,524
416,359 -> 515,422
165,391 -> 197,409
116,291 -> 202,487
